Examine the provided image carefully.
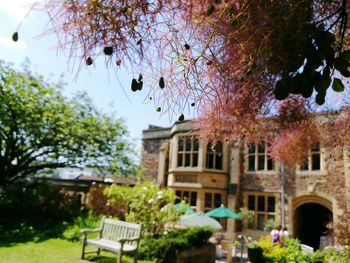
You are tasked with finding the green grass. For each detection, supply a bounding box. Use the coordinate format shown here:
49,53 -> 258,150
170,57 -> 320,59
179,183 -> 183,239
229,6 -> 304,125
0,238 -> 154,263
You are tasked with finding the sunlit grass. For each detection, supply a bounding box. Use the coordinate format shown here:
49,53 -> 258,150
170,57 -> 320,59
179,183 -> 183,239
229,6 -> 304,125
0,238 -> 154,263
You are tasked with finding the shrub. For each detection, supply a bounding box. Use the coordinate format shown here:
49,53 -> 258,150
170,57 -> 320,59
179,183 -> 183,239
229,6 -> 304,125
0,180 -> 84,240
257,236 -> 309,263
87,184 -> 127,219
104,181 -> 179,235
62,212 -> 102,241
308,247 -> 350,263
138,227 -> 213,263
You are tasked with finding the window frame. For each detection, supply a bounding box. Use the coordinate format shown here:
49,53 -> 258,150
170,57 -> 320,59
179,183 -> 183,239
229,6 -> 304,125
299,143 -> 322,172
204,192 -> 222,212
175,190 -> 197,207
246,141 -> 274,172
177,136 -> 199,168
246,193 -> 276,231
205,141 -> 223,170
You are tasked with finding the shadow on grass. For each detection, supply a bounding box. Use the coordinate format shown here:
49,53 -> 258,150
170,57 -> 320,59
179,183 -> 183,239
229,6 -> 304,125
0,224 -> 66,247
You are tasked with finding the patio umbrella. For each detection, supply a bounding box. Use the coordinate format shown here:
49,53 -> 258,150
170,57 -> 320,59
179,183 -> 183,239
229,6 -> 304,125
173,201 -> 196,214
205,204 -> 241,219
179,213 -> 223,230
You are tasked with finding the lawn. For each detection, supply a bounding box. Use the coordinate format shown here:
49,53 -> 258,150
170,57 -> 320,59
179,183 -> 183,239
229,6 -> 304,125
0,238 -> 154,263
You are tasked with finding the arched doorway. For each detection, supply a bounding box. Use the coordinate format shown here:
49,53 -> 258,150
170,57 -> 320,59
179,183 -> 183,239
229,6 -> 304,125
294,203 -> 332,250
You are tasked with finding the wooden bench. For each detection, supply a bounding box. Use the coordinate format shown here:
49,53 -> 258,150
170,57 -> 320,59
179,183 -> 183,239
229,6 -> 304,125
81,217 -> 142,263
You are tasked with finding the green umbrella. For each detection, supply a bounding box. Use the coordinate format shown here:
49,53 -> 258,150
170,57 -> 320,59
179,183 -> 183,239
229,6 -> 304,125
180,213 -> 223,230
205,204 -> 241,219
173,201 -> 196,214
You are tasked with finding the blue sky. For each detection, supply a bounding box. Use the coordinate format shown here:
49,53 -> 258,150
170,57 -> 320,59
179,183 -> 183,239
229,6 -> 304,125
0,1 -> 172,156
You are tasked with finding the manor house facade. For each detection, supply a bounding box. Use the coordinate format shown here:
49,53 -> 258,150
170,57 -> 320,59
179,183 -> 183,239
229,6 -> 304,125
141,120 -> 350,250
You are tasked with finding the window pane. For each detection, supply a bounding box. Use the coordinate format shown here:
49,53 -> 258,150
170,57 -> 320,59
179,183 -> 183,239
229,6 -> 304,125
267,158 -> 274,170
248,144 -> 255,154
267,197 -> 275,212
178,139 -> 184,151
214,194 -> 222,208
192,153 -> 198,167
215,155 -> 223,170
205,193 -> 212,208
257,196 -> 265,212
185,153 -> 191,166
257,214 -> 265,230
193,138 -> 199,151
190,192 -> 197,206
258,155 -> 265,170
206,154 -> 214,169
248,156 -> 255,171
248,195 -> 255,210
312,154 -> 320,170
183,191 -> 189,202
258,143 -> 265,153
216,142 -> 222,153
185,138 -> 191,151
177,154 -> 183,167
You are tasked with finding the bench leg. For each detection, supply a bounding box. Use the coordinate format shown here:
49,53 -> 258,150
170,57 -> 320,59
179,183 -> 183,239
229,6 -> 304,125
133,253 -> 137,263
81,242 -> 86,259
97,248 -> 100,256
117,251 -> 122,263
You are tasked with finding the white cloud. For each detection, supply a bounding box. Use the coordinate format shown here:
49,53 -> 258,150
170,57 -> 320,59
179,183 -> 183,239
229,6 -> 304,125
0,36 -> 27,49
0,1 -> 40,22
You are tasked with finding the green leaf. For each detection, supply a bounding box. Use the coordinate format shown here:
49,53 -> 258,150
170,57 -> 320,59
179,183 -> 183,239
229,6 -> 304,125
332,78 -> 345,92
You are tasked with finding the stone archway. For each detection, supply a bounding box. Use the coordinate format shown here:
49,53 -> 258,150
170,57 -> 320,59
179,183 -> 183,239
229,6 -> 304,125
293,196 -> 333,250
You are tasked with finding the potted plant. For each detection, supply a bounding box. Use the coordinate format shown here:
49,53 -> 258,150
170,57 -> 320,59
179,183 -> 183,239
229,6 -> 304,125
247,241 -> 265,263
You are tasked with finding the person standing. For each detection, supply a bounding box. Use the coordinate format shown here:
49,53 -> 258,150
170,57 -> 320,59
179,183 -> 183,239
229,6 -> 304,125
271,225 -> 281,247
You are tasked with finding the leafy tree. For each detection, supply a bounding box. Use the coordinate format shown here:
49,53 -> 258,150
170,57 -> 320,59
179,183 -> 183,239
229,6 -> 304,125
0,61 -> 136,187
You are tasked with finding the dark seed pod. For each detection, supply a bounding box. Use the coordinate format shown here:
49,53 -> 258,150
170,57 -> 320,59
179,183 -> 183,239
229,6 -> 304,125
156,107 -> 161,112
137,80 -> 143,90
103,46 -> 113,56
116,59 -> 122,66
191,102 -> 195,107
206,60 -> 213,65
136,39 -> 142,45
12,32 -> 18,42
131,78 -> 138,92
178,114 -> 185,122
86,57 -> 93,66
138,74 -> 143,82
159,77 -> 165,89
184,43 -> 190,50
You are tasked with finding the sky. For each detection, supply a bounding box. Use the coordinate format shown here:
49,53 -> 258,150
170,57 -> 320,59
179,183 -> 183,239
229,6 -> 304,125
0,1 -> 172,157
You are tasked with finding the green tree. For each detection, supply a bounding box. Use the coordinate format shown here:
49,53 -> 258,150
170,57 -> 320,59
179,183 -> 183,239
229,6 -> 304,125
0,61 -> 136,187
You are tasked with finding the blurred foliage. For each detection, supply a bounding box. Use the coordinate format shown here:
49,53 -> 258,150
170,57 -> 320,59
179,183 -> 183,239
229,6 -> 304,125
104,181 -> 178,235
138,227 -> 213,263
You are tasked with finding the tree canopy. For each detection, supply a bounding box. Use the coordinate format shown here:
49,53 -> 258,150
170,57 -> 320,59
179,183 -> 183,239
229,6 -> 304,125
24,0 -> 350,166
0,61 -> 136,187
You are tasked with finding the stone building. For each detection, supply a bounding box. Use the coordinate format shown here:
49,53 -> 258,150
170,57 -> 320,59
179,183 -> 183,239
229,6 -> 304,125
141,120 -> 349,250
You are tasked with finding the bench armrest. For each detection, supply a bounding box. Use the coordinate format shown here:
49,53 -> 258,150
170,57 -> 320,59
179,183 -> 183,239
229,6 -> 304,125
80,228 -> 102,234
118,237 -> 140,243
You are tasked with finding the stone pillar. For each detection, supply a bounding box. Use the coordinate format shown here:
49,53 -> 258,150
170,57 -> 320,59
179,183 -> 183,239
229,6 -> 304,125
157,142 -> 169,186
226,146 -> 240,237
